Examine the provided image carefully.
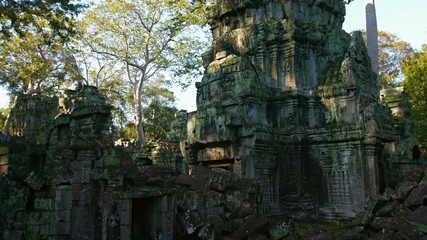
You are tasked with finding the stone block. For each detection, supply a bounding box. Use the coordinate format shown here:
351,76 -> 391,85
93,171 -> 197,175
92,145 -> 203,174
120,225 -> 131,240
407,206 -> 427,225
70,161 -> 92,184
392,181 -> 419,200
230,215 -> 269,240
197,222 -> 214,239
174,174 -> 205,190
120,210 -> 132,226
405,183 -> 427,207
54,186 -> 73,210
57,210 -> 71,222
0,154 -> 8,165
24,171 -> 45,190
231,204 -> 254,219
119,199 -> 132,211
375,200 -> 411,217
0,164 -> 8,175
370,217 -> 423,239
179,209 -> 203,235
34,198 -> 54,210
56,221 -> 70,235
268,220 -> 291,240
304,232 -> 334,240
71,184 -> 82,201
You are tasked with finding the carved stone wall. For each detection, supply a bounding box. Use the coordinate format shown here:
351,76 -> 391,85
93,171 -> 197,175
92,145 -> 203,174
182,0 -> 399,218
381,87 -> 423,185
0,86 -> 264,239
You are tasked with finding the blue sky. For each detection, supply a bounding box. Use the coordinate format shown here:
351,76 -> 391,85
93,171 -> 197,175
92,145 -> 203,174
1,0 -> 427,110
343,0 -> 427,50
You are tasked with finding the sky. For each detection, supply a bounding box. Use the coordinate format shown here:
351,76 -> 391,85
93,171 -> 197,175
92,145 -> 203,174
1,0 -> 427,110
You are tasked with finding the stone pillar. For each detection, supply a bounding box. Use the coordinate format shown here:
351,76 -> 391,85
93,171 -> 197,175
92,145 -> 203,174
119,198 -> 132,239
365,0 -> 379,75
364,145 -> 379,197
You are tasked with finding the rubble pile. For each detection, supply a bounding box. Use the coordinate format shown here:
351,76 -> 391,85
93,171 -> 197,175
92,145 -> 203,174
303,167 -> 427,240
347,167 -> 427,239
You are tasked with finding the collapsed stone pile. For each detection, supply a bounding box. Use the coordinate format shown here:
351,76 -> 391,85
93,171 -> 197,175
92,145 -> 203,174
300,167 -> 427,240
346,167 -> 427,240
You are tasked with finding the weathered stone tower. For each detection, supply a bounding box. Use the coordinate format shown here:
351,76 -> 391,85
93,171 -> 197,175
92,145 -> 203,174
182,0 -> 395,218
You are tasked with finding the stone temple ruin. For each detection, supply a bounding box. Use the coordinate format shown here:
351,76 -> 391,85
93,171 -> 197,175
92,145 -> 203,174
0,0 -> 425,239
180,0 -> 421,218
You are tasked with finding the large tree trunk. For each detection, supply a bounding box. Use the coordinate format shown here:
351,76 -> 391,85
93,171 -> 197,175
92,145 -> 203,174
2,102 -> 15,136
365,0 -> 379,75
133,86 -> 146,144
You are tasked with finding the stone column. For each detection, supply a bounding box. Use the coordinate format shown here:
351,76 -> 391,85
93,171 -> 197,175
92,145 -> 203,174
364,145 -> 379,197
119,198 -> 132,239
365,0 -> 379,75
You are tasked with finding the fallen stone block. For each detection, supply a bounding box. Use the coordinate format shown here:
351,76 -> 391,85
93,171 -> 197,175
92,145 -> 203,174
392,181 -> 419,201
370,217 -> 423,239
375,200 -> 411,217
407,205 -> 427,225
230,215 -> 269,240
303,232 -> 334,240
179,209 -> 204,235
405,183 -> 427,208
268,220 -> 291,240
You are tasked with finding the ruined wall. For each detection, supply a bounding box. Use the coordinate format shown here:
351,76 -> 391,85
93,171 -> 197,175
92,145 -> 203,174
380,87 -> 423,185
0,86 -> 264,239
182,0 -> 398,218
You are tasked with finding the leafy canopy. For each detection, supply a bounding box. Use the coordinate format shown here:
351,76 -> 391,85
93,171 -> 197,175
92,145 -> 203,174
376,31 -> 414,88
402,45 -> 427,155
78,0 -> 210,142
362,31 -> 414,88
0,0 -> 86,42
0,26 -> 80,97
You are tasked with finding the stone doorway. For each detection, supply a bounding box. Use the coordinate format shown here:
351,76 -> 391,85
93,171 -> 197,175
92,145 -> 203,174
132,197 -> 159,239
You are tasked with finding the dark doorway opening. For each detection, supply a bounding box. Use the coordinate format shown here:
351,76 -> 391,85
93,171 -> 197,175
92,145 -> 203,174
132,197 -> 159,239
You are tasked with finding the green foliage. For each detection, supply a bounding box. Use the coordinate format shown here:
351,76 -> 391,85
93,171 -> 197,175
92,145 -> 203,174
77,0 -> 209,142
144,102 -> 178,142
116,122 -> 138,140
114,76 -> 178,142
362,31 -> 414,88
377,31 -> 414,88
0,28 -> 80,96
402,45 -> 427,155
0,0 -> 86,43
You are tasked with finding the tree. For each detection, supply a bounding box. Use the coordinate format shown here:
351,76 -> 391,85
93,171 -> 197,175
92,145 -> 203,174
402,45 -> 427,155
142,76 -> 177,142
0,29 -> 80,96
79,0 -> 208,144
0,25 -> 81,135
0,108 -> 9,135
0,0 -> 86,42
376,31 -> 414,88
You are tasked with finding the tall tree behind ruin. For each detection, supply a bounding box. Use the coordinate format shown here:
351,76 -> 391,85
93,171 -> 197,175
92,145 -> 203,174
0,25 -> 82,135
376,31 -> 414,88
361,31 -> 414,88
0,1 -> 85,135
79,0 -> 209,144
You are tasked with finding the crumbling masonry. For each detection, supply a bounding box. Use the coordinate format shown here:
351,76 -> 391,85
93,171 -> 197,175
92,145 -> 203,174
0,0 -> 424,239
181,0 -> 420,218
